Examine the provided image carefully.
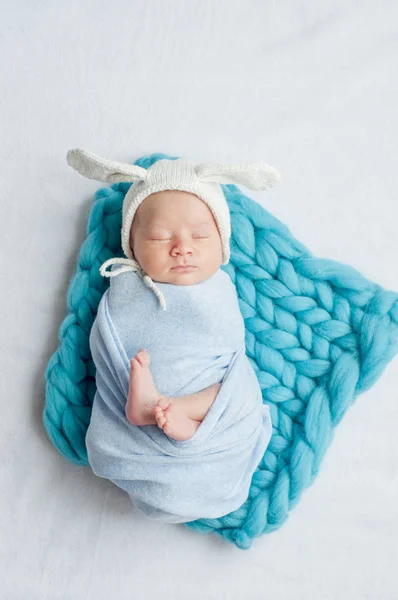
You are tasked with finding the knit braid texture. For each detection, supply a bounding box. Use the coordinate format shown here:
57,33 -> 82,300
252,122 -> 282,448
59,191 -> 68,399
43,153 -> 398,550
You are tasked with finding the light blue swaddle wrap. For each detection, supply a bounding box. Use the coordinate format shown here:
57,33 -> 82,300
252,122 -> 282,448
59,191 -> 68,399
86,265 -> 273,523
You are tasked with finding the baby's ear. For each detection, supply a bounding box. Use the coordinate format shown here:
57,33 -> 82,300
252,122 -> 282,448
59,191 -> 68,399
66,148 -> 148,183
195,161 -> 280,191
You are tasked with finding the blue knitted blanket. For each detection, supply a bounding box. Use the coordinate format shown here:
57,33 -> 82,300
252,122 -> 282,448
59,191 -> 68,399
43,152 -> 398,549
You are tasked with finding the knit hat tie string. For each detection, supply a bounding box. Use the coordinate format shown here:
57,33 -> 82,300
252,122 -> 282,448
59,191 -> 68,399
100,257 -> 167,311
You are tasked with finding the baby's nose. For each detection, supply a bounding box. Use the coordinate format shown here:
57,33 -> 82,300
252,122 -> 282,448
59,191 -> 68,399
172,239 -> 193,254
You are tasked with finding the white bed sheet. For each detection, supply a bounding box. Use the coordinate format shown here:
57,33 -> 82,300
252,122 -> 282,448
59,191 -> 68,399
1,1 -> 397,598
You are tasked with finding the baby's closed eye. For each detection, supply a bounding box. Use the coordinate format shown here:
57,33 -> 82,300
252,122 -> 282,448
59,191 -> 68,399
148,234 -> 210,241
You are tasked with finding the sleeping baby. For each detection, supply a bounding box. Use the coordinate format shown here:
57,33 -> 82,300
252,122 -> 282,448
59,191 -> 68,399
122,187 -> 235,442
66,148 -> 280,523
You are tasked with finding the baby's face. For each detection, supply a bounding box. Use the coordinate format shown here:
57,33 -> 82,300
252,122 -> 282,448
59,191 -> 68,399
129,190 -> 223,285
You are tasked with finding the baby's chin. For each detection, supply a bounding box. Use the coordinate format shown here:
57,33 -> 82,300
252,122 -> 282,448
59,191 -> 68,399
148,267 -> 206,285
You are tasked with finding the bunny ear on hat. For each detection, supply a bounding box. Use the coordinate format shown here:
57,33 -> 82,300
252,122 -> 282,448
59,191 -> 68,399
66,148 -> 148,183
195,161 -> 281,191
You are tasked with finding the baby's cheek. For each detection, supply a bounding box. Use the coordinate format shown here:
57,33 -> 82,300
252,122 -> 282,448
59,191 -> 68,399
144,248 -> 170,270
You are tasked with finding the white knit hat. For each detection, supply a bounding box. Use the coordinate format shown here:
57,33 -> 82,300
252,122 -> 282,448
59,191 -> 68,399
66,148 -> 281,310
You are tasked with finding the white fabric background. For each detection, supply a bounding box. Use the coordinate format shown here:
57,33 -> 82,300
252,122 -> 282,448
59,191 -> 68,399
1,1 -> 397,598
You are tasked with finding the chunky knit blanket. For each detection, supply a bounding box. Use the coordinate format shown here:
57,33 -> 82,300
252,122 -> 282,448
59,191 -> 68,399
43,152 -> 398,549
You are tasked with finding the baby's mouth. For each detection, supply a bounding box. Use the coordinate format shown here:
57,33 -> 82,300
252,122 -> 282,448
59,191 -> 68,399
170,265 -> 197,272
